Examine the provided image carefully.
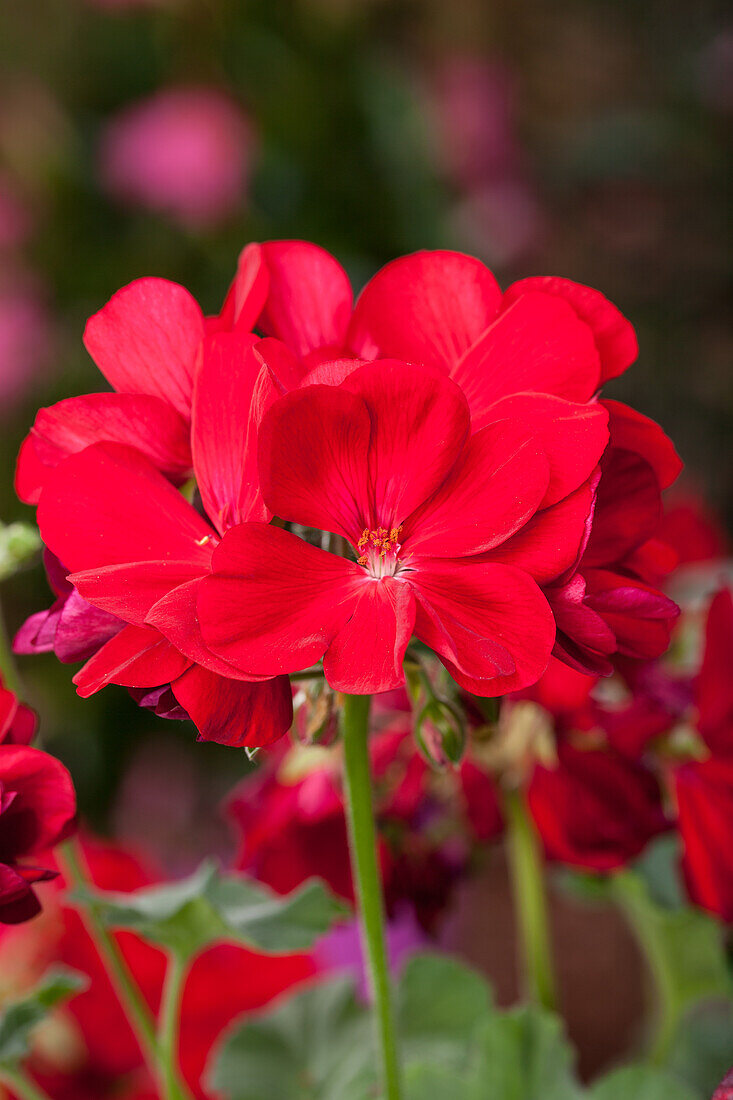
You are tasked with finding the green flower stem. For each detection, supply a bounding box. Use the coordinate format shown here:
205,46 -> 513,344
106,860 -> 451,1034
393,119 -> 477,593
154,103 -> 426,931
0,1066 -> 54,1100
341,693 -> 403,1100
159,954 -> 189,1100
504,787 -> 558,1010
59,839 -> 193,1100
612,873 -> 677,1064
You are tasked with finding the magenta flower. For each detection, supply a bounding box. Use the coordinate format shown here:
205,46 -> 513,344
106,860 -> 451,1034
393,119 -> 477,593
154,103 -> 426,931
99,87 -> 254,229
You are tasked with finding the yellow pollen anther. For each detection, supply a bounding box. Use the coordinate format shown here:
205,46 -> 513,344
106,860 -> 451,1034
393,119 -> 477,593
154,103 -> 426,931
356,525 -> 403,569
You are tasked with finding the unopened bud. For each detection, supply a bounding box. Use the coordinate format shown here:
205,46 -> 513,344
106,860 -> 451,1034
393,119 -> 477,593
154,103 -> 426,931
415,698 -> 466,766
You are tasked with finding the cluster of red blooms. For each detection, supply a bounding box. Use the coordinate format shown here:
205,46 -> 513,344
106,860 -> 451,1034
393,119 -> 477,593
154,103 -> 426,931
15,242 -> 681,749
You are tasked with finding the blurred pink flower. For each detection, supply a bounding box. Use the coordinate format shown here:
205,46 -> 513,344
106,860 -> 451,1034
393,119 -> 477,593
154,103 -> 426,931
430,57 -> 523,189
99,87 -> 255,229
0,279 -> 54,408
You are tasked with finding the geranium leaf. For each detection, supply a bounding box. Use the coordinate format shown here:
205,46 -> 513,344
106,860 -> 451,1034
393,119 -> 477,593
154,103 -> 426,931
665,1001 -> 733,1097
589,1065 -> 700,1100
207,977 -> 375,1100
72,861 -> 347,960
0,967 -> 87,1067
397,952 -> 493,1066
469,1005 -> 583,1100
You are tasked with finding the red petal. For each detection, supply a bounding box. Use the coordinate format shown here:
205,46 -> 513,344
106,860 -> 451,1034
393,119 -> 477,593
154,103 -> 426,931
37,443 -> 214,574
324,578 -> 415,694
490,481 -> 596,583
675,759 -> 733,922
198,523 -> 361,676
218,242 -> 270,332
83,277 -> 204,420
171,666 -> 292,748
341,360 -> 471,529
258,382 -> 371,543
73,624 -> 191,697
348,250 -> 502,369
0,744 -> 76,854
403,421 -> 549,558
584,568 -> 678,660
484,393 -> 609,507
452,291 -> 600,419
697,588 -> 733,753
193,333 -> 278,533
0,865 -> 42,923
504,276 -> 638,383
146,577 -> 270,681
411,559 -> 554,695
253,338 -> 304,392
258,241 -> 353,357
603,399 -> 682,489
20,393 -> 192,504
583,449 -> 661,567
70,561 -> 206,627
528,745 -> 666,871
15,436 -> 50,506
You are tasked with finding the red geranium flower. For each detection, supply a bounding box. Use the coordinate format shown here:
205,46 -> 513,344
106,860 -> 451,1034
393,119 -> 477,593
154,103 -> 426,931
0,745 -> 76,923
197,360 -> 608,696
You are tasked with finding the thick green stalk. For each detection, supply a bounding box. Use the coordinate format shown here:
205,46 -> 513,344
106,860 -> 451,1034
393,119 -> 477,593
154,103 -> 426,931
0,1067 -> 54,1100
504,787 -> 558,1010
341,694 -> 403,1100
59,839 -> 193,1100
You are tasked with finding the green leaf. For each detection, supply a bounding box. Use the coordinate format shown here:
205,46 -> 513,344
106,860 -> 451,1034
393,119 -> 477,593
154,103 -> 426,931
665,1001 -> 733,1097
633,835 -> 686,911
0,522 -> 41,582
207,978 -> 375,1100
403,1061 -> 473,1099
470,1005 -> 583,1100
73,861 -> 347,960
611,870 -> 732,1012
397,953 -> 492,1066
0,967 -> 87,1067
589,1065 -> 700,1100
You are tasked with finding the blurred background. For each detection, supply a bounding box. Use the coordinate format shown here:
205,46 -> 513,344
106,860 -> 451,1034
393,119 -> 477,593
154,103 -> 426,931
0,0 -> 731,1074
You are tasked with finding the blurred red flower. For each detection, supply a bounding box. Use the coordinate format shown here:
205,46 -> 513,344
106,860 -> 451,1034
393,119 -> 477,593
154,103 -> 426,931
0,838 -> 317,1099
0,745 -> 76,923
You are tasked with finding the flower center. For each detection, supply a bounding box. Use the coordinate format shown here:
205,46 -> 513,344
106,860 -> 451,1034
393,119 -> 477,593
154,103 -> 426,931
357,525 -> 403,578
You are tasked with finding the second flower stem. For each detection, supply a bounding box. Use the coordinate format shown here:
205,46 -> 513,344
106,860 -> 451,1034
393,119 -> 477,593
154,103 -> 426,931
159,954 -> 189,1100
59,838 -> 193,1100
341,693 -> 403,1100
504,787 -> 558,1011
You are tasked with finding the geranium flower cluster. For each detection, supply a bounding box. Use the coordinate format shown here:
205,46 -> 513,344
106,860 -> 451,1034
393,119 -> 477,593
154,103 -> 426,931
15,242 -> 681,748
